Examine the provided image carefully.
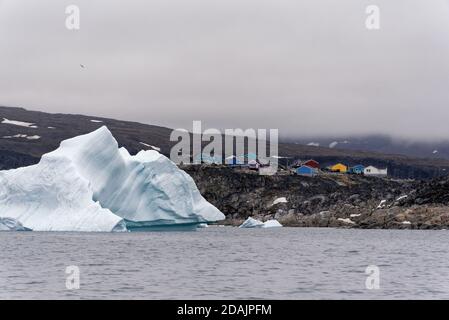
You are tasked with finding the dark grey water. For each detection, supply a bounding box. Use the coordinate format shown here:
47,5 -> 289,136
1,227 -> 449,299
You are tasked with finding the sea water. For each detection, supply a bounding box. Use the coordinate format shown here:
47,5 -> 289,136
1,227 -> 449,299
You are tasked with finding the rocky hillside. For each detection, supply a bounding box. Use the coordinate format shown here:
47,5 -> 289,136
185,165 -> 449,229
2,106 -> 449,179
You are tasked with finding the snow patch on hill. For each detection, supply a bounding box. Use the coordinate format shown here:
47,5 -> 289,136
2,118 -> 37,128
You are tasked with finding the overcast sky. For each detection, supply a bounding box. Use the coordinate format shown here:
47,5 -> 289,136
1,0 -> 449,140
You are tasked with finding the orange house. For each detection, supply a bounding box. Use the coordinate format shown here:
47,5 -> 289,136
330,163 -> 348,173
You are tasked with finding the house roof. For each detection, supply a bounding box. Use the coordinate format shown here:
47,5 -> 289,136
297,165 -> 315,171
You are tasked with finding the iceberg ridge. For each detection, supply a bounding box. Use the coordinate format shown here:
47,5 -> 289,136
0,126 -> 224,231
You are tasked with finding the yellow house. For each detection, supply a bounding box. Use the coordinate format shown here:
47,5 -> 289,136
331,163 -> 348,173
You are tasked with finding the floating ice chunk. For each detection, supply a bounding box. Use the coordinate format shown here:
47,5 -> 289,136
90,119 -> 103,123
262,219 -> 283,228
239,217 -> 264,228
239,217 -> 282,228
197,223 -> 208,228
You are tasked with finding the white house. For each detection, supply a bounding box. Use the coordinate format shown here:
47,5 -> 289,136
248,159 -> 260,170
364,165 -> 388,177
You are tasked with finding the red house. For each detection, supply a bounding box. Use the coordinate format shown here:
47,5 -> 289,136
303,159 -> 319,169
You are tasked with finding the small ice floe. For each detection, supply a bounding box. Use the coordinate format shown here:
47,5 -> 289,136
396,195 -> 408,201
377,200 -> 387,209
272,197 -> 288,205
239,217 -> 282,228
402,221 -> 411,225
307,142 -> 320,147
350,213 -> 361,218
2,118 -> 37,128
262,220 -> 283,228
47,126 -> 55,129
329,141 -> 338,148
239,217 -> 264,228
197,223 -> 208,228
337,218 -> 355,224
139,142 -> 161,151
433,150 -> 439,154
90,119 -> 103,123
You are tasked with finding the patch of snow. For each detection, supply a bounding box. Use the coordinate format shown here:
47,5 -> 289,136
0,126 -> 224,232
307,142 -> 320,147
139,142 -> 161,151
377,200 -> 387,209
329,141 -> 338,148
396,195 -> 408,201
402,221 -> 411,225
350,213 -> 361,218
90,119 -> 103,123
338,218 -> 355,224
2,134 -> 40,140
272,197 -> 288,205
2,118 -> 37,128
26,135 -> 41,140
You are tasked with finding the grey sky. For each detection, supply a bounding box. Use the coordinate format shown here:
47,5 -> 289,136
1,0 -> 449,140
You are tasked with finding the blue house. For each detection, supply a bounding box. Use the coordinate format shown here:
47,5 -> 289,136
349,164 -> 365,174
296,165 -> 316,176
225,155 -> 243,166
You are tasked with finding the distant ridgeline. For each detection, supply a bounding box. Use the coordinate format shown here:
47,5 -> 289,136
1,106 -> 449,180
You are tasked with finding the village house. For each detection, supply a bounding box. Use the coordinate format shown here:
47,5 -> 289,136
364,165 -> 388,177
349,164 -> 365,174
330,163 -> 348,173
303,159 -> 319,169
248,159 -> 260,170
296,165 -> 317,176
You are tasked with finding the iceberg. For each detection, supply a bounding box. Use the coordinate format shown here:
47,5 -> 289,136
261,219 -> 283,228
239,217 -> 265,228
239,217 -> 282,228
0,126 -> 224,232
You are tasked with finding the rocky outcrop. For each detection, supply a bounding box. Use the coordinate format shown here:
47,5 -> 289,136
183,165 -> 449,229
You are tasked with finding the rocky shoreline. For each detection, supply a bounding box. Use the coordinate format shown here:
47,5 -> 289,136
183,165 -> 449,230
